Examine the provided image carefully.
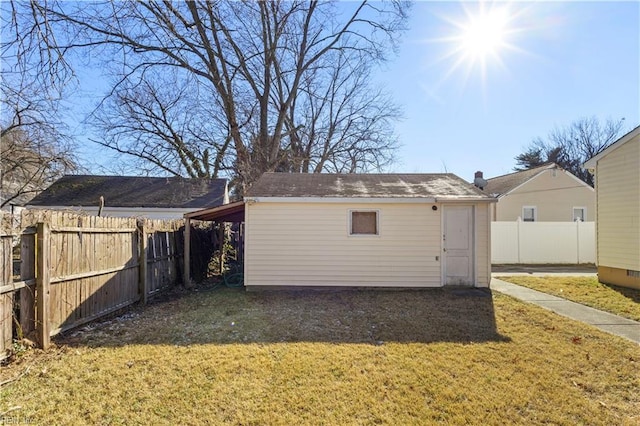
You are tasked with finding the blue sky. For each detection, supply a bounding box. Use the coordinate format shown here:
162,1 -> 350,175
73,1 -> 640,181
374,0 -> 640,180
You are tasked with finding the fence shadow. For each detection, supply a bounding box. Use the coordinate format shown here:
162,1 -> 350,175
58,287 -> 510,347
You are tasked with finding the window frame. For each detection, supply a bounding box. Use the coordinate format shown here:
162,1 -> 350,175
348,209 -> 380,236
572,206 -> 586,222
522,206 -> 537,222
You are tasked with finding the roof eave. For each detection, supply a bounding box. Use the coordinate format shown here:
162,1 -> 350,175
184,200 -> 245,222
244,196 -> 494,203
583,125 -> 640,169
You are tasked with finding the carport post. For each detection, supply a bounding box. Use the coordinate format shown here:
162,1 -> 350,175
184,217 -> 191,287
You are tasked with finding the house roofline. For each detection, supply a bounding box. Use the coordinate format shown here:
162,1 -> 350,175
494,164 -> 556,197
584,125 -> 640,169
243,196 -> 496,204
486,163 -> 555,182
492,164 -> 593,198
26,205 -> 203,212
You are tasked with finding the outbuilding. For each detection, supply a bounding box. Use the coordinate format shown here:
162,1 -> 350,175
584,125 -> 640,289
242,173 -> 495,289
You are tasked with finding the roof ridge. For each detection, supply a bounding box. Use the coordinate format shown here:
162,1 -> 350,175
261,172 -> 455,176
60,174 -> 225,180
486,163 -> 556,181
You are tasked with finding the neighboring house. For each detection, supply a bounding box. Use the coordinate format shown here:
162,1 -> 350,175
238,172 -> 495,289
584,126 -> 640,289
27,175 -> 229,219
479,163 -> 595,222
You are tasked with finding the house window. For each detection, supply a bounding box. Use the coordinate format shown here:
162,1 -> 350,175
522,206 -> 536,222
573,207 -> 586,222
350,210 -> 378,235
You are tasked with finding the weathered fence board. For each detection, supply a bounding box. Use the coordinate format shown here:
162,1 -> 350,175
1,228 -> 13,357
0,210 -> 187,359
143,220 -> 183,297
20,230 -> 36,338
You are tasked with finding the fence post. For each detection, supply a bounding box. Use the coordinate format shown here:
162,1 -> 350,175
218,223 -> 225,275
36,222 -> 50,350
183,218 -> 191,287
138,220 -> 148,304
20,229 -> 36,337
516,218 -> 522,264
576,219 -> 581,264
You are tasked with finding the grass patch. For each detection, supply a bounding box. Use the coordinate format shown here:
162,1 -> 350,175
1,287 -> 639,425
501,276 -> 640,322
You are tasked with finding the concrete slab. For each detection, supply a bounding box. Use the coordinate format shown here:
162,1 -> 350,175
491,278 -> 640,344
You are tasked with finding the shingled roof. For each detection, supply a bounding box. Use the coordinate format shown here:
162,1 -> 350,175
483,163 -> 557,197
246,173 -> 492,199
28,175 -> 227,209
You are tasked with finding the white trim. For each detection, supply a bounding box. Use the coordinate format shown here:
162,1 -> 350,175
244,196 -> 495,204
522,206 -> 537,222
437,198 -> 497,204
348,209 -> 380,236
584,125 -> 640,169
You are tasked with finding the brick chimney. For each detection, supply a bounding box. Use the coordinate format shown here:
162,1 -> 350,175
473,171 -> 487,190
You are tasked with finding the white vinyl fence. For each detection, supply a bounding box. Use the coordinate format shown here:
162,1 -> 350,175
491,221 -> 595,264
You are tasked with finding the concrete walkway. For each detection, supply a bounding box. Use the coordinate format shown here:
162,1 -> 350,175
491,278 -> 640,344
492,265 -> 597,277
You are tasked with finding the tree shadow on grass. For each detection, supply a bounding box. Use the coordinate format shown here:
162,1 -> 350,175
57,287 -> 511,347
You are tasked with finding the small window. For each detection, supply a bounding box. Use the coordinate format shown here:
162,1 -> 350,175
573,207 -> 586,222
522,206 -> 536,222
350,211 -> 378,235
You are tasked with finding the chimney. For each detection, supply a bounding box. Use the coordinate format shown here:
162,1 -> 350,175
473,171 -> 488,190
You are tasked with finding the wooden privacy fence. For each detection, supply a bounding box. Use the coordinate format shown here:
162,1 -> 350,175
0,213 -> 16,359
1,211 -> 184,359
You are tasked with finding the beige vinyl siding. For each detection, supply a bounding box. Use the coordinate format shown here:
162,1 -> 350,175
475,203 -> 491,287
596,134 -> 640,270
245,202 -> 442,287
495,170 -> 595,221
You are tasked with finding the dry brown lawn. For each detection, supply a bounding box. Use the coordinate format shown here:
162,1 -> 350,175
1,286 -> 639,425
501,276 -> 640,322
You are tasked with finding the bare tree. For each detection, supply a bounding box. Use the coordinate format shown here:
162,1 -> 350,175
90,71 -> 234,178
24,0 -> 409,193
284,49 -> 401,174
1,1 -> 78,207
514,116 -> 625,186
0,126 -> 76,208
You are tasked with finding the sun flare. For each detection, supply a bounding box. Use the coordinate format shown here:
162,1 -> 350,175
459,8 -> 509,59
429,2 -> 523,91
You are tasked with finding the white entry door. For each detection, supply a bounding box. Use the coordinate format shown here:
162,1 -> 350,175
443,206 -> 474,286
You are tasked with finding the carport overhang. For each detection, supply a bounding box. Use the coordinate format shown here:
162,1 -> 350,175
183,201 -> 245,285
